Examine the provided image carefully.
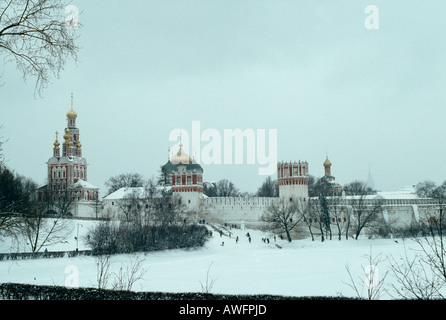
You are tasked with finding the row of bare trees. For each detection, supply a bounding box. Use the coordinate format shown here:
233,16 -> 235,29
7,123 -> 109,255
262,195 -> 384,242
263,179 -> 446,299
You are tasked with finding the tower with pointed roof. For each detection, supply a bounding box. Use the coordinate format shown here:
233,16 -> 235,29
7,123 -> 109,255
38,94 -> 99,214
162,143 -> 203,211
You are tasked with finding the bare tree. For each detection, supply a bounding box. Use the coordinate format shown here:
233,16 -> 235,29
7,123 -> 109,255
344,247 -> 388,300
0,0 -> 80,94
0,125 -> 6,165
21,208 -> 72,253
19,190 -> 73,253
96,254 -> 111,290
262,197 -> 305,242
148,194 -> 186,227
112,255 -> 146,292
349,194 -> 384,240
299,200 -> 316,241
327,196 -> 348,241
343,180 -> 376,196
105,173 -> 145,196
412,183 -> 446,283
200,261 -> 216,294
208,179 -> 240,197
118,188 -> 143,223
387,181 -> 446,299
388,249 -> 444,300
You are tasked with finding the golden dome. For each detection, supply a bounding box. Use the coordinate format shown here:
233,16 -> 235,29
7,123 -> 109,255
171,143 -> 191,165
63,128 -> 72,147
66,93 -> 77,119
53,131 -> 60,148
66,106 -> 77,119
323,156 -> 332,167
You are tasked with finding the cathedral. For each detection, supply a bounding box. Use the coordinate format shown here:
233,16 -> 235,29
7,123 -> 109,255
38,95 -> 99,216
161,142 -> 204,211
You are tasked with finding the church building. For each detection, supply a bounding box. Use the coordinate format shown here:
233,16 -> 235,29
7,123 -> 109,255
161,142 -> 204,211
38,94 -> 99,216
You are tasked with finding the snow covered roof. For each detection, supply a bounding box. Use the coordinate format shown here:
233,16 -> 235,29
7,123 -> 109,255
339,186 -> 419,200
103,187 -> 145,200
375,186 -> 418,200
103,186 -> 172,200
69,179 -> 98,190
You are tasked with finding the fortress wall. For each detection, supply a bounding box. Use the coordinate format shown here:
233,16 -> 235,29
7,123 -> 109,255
200,197 -> 278,224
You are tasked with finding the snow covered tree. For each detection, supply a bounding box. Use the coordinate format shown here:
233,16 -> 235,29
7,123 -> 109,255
416,180 -> 437,198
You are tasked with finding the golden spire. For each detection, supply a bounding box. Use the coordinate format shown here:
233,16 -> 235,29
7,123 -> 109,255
66,92 -> 77,119
53,131 -> 60,148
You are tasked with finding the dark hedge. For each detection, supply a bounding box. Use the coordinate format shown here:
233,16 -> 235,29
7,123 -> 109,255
0,283 -> 357,300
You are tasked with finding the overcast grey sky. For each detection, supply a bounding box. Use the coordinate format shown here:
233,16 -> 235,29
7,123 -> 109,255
1,0 -> 446,196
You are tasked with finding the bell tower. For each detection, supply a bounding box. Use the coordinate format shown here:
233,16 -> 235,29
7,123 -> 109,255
39,94 -> 99,204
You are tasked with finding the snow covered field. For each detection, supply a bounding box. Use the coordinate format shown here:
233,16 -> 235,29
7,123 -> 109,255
0,219 -> 423,299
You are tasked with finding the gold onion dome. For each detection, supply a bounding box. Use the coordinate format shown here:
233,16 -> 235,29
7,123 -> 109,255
171,143 -> 191,165
66,93 -> 77,119
53,131 -> 60,148
66,105 -> 77,119
64,128 -> 72,147
323,156 -> 332,167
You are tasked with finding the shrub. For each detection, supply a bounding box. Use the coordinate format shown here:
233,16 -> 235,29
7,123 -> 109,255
87,222 -> 209,255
